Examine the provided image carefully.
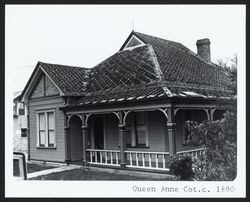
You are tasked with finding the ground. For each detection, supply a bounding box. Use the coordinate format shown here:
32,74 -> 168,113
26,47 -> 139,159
29,168 -> 175,180
13,160 -> 55,176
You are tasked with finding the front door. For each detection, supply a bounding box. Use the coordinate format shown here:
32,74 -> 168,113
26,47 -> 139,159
93,117 -> 104,149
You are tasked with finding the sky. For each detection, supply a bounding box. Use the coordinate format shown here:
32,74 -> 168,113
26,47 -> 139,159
5,5 -> 245,94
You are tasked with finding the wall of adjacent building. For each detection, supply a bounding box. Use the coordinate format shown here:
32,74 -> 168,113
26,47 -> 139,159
13,102 -> 28,153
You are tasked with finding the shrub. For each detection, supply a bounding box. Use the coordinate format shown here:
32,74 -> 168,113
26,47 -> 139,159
187,111 -> 237,181
169,156 -> 194,181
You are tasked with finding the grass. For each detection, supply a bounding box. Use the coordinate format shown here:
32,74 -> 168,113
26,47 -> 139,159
29,168 -> 175,180
13,160 -> 56,176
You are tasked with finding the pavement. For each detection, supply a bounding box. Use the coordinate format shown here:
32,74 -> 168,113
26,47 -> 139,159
27,164 -> 81,179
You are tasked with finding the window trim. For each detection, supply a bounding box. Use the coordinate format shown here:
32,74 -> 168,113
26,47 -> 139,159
21,128 -> 28,138
36,109 -> 56,148
126,111 -> 149,148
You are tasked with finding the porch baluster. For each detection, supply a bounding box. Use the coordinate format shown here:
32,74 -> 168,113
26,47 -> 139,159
163,154 -> 166,169
149,154 -> 152,168
100,151 -> 103,163
155,154 -> 158,168
142,153 -> 145,167
95,151 -> 97,163
136,152 -> 139,167
110,152 -> 113,164
129,153 -> 132,166
105,151 -> 108,164
90,151 -> 93,163
116,152 -> 119,165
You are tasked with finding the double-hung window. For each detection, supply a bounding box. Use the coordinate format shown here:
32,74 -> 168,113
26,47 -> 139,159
37,110 -> 56,148
126,112 -> 149,148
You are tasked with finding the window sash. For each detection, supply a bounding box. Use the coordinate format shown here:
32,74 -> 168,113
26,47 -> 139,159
126,112 -> 148,148
37,110 -> 56,148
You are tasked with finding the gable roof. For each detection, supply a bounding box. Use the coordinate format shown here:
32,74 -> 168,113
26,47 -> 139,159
40,62 -> 90,96
20,62 -> 90,101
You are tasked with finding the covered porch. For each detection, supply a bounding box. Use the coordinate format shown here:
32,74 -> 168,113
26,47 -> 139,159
63,101 -> 226,171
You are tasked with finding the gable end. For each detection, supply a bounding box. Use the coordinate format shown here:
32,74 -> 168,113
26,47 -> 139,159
30,74 -> 60,99
123,35 -> 145,50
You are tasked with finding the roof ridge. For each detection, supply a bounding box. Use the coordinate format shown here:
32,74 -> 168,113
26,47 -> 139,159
38,61 -> 89,70
146,44 -> 164,81
133,31 -> 182,46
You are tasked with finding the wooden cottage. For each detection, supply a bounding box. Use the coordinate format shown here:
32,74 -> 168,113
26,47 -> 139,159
19,31 -> 233,171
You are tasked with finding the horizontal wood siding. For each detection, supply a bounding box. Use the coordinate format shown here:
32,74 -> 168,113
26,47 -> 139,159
104,114 -> 119,150
146,111 -> 166,152
29,96 -> 65,162
103,111 -> 167,152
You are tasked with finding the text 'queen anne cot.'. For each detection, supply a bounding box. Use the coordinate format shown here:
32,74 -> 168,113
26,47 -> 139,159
19,31 -> 233,171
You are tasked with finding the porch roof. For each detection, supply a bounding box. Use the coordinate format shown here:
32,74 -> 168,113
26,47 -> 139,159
68,82 -> 232,107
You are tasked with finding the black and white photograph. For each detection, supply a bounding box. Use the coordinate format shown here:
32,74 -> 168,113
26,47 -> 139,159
5,4 -> 245,198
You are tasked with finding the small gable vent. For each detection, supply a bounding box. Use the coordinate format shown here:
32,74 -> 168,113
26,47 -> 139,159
124,35 -> 145,50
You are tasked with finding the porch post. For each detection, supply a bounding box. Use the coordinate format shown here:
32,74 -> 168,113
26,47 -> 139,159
167,122 -> 176,155
167,107 -> 176,155
117,111 -> 127,168
64,126 -> 71,165
119,124 -> 126,167
81,125 -> 88,166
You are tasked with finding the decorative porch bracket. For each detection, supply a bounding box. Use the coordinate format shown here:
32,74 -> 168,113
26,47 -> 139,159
157,107 -> 176,155
203,108 -> 216,121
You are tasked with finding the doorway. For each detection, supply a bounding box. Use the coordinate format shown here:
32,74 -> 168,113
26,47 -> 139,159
93,117 -> 104,149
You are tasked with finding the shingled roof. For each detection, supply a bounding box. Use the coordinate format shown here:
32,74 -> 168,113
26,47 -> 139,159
40,62 -> 90,96
26,31 -> 232,106
132,32 -> 230,89
70,31 -> 232,107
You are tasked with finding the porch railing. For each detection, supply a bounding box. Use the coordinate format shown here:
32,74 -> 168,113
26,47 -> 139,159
86,149 -> 120,166
176,148 -> 206,160
86,148 -> 206,170
125,151 -> 170,171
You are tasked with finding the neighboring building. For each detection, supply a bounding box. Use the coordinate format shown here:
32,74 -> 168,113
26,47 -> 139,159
18,31 -> 233,171
13,91 -> 28,153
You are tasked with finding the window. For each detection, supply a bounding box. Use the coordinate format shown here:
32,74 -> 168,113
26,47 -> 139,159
126,112 -> 149,148
13,102 -> 17,116
21,128 -> 27,137
18,103 -> 25,115
37,111 -> 56,148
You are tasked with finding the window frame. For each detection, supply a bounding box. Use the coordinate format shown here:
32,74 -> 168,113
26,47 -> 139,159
21,128 -> 28,138
126,111 -> 149,148
36,109 -> 56,148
